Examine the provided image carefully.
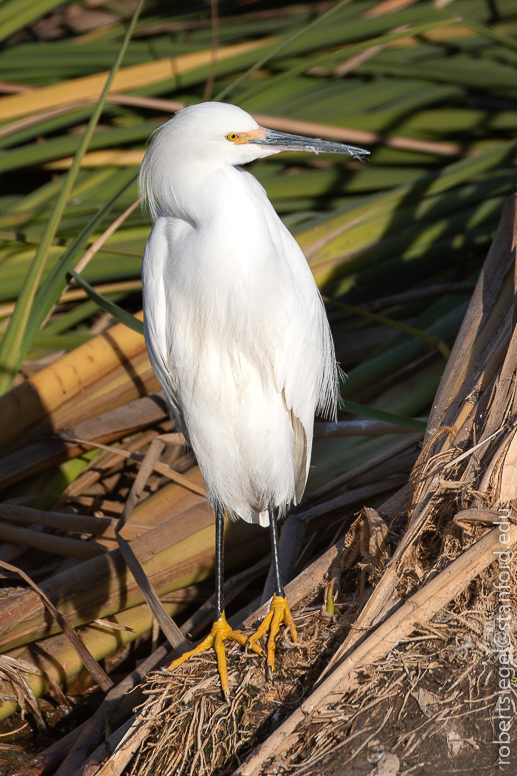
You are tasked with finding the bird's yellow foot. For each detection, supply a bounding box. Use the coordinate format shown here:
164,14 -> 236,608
247,594 -> 298,676
168,612 -> 262,699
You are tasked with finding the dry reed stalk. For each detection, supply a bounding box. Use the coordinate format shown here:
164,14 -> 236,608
70,437 -> 206,497
0,313 -> 147,450
0,503 -> 138,536
0,39 -> 273,121
0,560 -> 113,695
0,498 -> 268,653
364,0 -> 421,17
0,505 -> 213,650
0,524 -> 106,559
73,200 -> 141,277
103,94 -> 468,159
0,281 -> 143,319
0,600 -> 180,721
40,343 -> 160,433
0,393 -> 169,489
94,715 -> 150,776
0,503 -> 149,554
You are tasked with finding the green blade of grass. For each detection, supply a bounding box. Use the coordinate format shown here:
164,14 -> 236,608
30,332 -> 93,349
340,400 -> 427,431
323,295 -> 451,359
67,270 -> 144,335
0,0 -> 145,395
235,17 -> 461,107
214,0 -> 355,102
341,300 -> 468,399
43,293 -> 127,335
0,123 -> 156,174
0,0 -> 65,42
465,20 -> 517,55
22,170 -> 138,333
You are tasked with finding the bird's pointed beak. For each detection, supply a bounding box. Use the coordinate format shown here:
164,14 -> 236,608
247,128 -> 370,161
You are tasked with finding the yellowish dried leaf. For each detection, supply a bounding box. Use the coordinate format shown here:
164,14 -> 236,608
0,38 -> 274,121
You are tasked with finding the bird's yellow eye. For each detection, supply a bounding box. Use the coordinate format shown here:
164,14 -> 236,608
226,133 -> 238,142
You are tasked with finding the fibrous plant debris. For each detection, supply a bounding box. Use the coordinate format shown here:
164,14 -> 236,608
131,608 -> 341,776
120,521 -> 517,776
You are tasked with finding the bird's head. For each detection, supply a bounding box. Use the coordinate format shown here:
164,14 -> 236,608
149,101 -> 369,165
140,102 -> 369,217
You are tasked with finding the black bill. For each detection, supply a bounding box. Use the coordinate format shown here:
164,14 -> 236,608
248,128 -> 370,160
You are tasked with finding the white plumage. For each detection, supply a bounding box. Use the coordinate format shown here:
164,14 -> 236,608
139,102 -> 365,526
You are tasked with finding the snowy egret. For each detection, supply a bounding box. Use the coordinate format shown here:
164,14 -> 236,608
139,102 -> 369,695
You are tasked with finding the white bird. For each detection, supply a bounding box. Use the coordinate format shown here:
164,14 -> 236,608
139,101 -> 368,695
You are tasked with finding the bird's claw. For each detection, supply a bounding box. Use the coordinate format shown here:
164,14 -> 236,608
167,612 -> 249,698
247,594 -> 297,675
243,638 -> 264,661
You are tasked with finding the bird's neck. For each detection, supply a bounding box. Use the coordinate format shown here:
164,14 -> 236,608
159,163 -> 246,225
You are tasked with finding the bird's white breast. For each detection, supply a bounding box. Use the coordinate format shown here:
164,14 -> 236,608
142,165 -> 337,524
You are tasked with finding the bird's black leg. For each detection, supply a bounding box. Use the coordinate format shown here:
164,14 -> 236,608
247,505 -> 297,677
168,501 -> 261,699
215,501 -> 225,620
268,505 -> 285,598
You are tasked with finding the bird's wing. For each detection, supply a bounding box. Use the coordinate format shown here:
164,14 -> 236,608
280,227 -> 339,496
242,172 -> 339,499
141,218 -> 186,432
